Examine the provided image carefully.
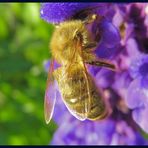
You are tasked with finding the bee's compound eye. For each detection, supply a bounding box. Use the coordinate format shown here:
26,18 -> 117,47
72,10 -> 89,21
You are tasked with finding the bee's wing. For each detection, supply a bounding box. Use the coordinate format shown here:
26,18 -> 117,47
61,45 -> 92,121
44,59 -> 57,124
63,62 -> 91,121
64,103 -> 87,121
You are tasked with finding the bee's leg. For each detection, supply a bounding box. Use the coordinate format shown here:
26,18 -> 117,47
86,59 -> 116,71
83,42 -> 97,50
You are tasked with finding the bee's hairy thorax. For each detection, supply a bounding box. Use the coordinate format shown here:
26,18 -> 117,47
50,20 -> 92,65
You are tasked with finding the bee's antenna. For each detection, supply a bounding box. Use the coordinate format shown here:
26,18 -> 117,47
83,14 -> 97,25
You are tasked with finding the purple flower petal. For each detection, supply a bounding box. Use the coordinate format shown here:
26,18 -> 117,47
141,75 -> 148,89
93,19 -> 120,58
126,38 -> 140,58
132,106 -> 148,133
126,74 -> 148,134
112,71 -> 132,99
112,4 -> 126,28
95,68 -> 115,88
95,41 -> 119,59
108,121 -> 146,145
130,54 -> 148,79
126,78 -> 145,109
98,19 -> 121,48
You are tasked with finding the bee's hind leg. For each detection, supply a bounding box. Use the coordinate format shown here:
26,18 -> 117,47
86,59 -> 116,71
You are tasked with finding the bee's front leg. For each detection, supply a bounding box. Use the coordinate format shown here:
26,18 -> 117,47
83,42 -> 97,50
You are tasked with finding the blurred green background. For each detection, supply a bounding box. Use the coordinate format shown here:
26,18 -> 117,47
0,3 -> 57,145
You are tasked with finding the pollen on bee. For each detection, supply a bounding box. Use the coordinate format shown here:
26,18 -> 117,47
92,14 -> 97,20
70,98 -> 77,103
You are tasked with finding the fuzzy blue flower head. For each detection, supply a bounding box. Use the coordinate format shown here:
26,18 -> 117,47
40,3 -> 110,24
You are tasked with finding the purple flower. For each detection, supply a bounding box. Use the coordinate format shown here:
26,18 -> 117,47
126,54 -> 148,133
130,54 -> 148,80
40,3 -> 110,24
51,117 -> 146,145
112,71 -> 132,100
126,3 -> 148,52
112,3 -> 148,134
110,120 -> 146,145
51,119 -> 115,145
94,19 -> 121,59
95,68 -> 115,89
41,3 -> 148,145
40,3 -> 120,60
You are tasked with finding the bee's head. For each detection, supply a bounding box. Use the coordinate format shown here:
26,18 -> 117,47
57,20 -> 88,47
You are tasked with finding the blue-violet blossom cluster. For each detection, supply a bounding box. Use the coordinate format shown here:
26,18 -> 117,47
41,3 -> 148,145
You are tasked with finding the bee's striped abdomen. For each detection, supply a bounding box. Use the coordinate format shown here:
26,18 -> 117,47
54,65 -> 109,120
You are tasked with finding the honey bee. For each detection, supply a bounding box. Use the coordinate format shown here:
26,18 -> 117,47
44,13 -> 116,124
